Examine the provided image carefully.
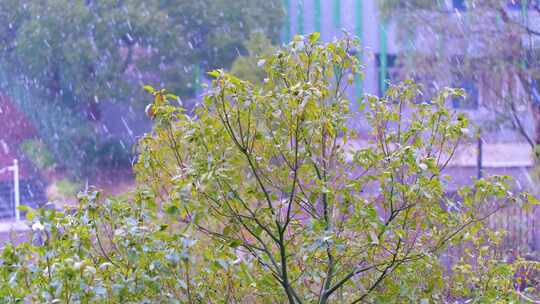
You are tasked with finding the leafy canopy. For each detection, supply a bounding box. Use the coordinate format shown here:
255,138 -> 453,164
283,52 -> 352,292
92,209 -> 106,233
0,0 -> 283,103
379,0 -> 540,149
1,34 -> 536,303
0,0 -> 283,176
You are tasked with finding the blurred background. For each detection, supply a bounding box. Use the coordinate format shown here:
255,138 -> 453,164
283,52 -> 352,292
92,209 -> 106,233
0,0 -> 539,252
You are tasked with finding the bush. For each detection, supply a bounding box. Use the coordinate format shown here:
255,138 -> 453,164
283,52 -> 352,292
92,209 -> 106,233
1,34 -> 537,303
94,139 -> 132,169
19,139 -> 55,171
46,178 -> 81,205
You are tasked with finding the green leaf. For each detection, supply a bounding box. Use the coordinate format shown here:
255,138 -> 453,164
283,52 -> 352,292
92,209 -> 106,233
309,32 -> 320,43
228,239 -> 242,248
143,85 -> 156,94
207,70 -> 221,78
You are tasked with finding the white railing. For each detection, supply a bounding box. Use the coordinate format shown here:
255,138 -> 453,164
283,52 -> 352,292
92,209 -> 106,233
0,159 -> 20,221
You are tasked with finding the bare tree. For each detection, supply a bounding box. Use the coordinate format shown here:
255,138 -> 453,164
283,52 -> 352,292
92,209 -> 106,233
381,0 -> 540,148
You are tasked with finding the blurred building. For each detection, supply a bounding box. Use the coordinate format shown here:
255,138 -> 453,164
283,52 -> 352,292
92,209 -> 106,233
282,0 -> 540,190
283,0 -> 540,251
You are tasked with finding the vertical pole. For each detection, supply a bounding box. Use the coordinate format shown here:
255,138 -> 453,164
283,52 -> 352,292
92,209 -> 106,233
533,205 -> 538,251
282,0 -> 291,43
297,0 -> 304,35
193,65 -> 201,97
333,0 -> 341,29
314,0 -> 321,33
354,0 -> 363,41
477,129 -> 483,179
521,0 -> 528,22
379,20 -> 388,96
521,0 -> 530,70
13,159 -> 20,221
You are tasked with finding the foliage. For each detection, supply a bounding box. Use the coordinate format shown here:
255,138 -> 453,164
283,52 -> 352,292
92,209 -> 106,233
1,191 -> 234,303
49,178 -> 82,201
378,0 -> 540,148
19,139 -> 55,171
0,34 -> 537,303
231,32 -> 277,84
0,0 -> 283,104
94,139 -> 133,169
0,0 -> 283,177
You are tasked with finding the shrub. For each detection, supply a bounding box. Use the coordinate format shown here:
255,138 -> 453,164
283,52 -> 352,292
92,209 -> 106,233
1,34 -> 537,303
19,139 -> 55,171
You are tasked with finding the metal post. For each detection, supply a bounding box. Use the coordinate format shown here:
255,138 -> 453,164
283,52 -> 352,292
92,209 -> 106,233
314,0 -> 321,33
332,0 -> 341,29
11,159 -> 20,221
477,130 -> 483,179
379,20 -> 388,95
297,0 -> 304,35
282,0 -> 291,43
